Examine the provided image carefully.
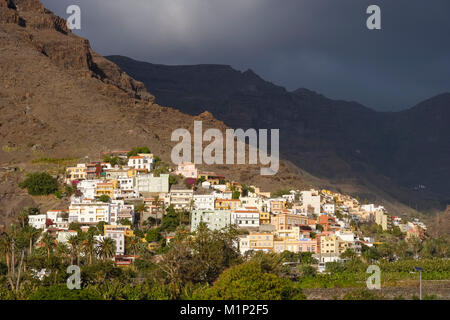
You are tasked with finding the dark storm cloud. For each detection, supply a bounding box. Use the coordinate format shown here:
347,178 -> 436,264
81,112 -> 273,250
41,0 -> 450,111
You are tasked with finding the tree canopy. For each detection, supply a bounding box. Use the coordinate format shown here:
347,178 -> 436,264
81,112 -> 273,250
19,172 -> 58,196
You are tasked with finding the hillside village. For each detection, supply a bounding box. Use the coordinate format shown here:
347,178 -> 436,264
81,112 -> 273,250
23,147 -> 428,268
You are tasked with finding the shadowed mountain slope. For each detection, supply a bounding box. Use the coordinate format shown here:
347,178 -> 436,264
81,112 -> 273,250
107,55 -> 450,212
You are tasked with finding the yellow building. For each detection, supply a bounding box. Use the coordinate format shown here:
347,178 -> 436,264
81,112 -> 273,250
104,224 -> 134,237
226,181 -> 243,192
253,187 -> 271,198
215,199 -> 241,211
271,212 -> 308,230
259,211 -> 271,225
127,168 -> 138,178
270,200 -> 286,214
65,164 -> 87,184
239,232 -> 274,254
320,234 -> 338,254
273,238 -> 301,253
198,171 -> 225,185
96,182 -> 115,198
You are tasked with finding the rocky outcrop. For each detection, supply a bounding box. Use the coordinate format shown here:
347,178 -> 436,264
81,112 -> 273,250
1,0 -> 154,102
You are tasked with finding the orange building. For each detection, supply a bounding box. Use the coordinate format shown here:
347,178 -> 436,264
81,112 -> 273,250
271,213 -> 309,230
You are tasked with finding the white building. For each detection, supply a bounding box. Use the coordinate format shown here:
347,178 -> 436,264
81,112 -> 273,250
201,181 -> 211,189
169,188 -> 194,210
134,174 -> 169,193
322,203 -> 335,215
46,210 -> 69,229
361,204 -> 385,213
240,196 -> 266,212
28,214 -> 47,230
76,180 -> 100,199
231,207 -> 260,228
191,210 -> 231,232
104,226 -> 128,255
193,194 -> 216,211
282,193 -> 295,203
109,200 -> 135,225
118,177 -> 133,191
211,184 -> 227,192
127,154 -> 154,171
301,191 -> 321,214
69,200 -> 111,224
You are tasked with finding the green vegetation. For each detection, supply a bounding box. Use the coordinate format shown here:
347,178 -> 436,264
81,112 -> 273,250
102,155 -> 126,166
117,218 -> 132,226
19,172 -> 58,196
271,189 -> 290,197
145,228 -> 162,242
1,191 -> 449,301
98,195 -> 111,203
240,184 -> 255,197
168,175 -> 179,187
127,147 -> 151,157
28,284 -> 102,300
196,261 -> 306,300
343,289 -> 385,300
232,191 -> 241,199
160,205 -> 180,232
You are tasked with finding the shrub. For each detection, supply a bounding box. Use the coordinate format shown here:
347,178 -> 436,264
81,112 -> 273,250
98,195 -> 111,203
128,147 -> 151,157
343,289 -> 384,300
195,261 -> 306,300
28,284 -> 102,300
146,228 -> 162,242
19,172 -> 58,195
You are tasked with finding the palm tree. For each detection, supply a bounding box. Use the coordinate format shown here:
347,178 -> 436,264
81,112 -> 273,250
22,225 -> 41,255
135,202 -> 148,229
126,236 -> 141,256
41,232 -> 56,261
0,233 -> 12,274
152,196 -> 166,227
67,234 -> 81,266
97,237 -> 116,261
55,242 -> 70,264
82,234 -> 97,265
18,210 -> 29,228
409,236 -> 422,260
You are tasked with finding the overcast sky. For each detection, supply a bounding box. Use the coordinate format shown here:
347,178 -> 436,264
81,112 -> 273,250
41,0 -> 450,111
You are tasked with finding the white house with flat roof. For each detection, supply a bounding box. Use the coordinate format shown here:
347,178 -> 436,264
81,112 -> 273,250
193,194 -> 216,211
191,209 -> 231,232
134,174 -> 169,193
232,207 -> 260,228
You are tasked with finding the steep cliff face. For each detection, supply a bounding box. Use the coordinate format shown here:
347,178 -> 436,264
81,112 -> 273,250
0,0 -> 312,226
1,0 -> 153,101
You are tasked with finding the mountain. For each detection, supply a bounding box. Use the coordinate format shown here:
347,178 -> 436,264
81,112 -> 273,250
106,55 -> 450,213
0,0 -> 311,228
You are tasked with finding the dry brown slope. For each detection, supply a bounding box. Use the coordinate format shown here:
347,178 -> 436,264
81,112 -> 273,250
0,0 -> 311,226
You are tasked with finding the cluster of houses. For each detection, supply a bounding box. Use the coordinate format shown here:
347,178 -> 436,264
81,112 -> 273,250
27,151 -> 428,266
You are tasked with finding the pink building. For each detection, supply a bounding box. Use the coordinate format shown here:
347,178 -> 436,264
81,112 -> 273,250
298,238 -> 319,253
175,162 -> 198,179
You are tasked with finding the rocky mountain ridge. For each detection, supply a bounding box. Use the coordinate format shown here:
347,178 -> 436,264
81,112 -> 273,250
107,55 -> 450,213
